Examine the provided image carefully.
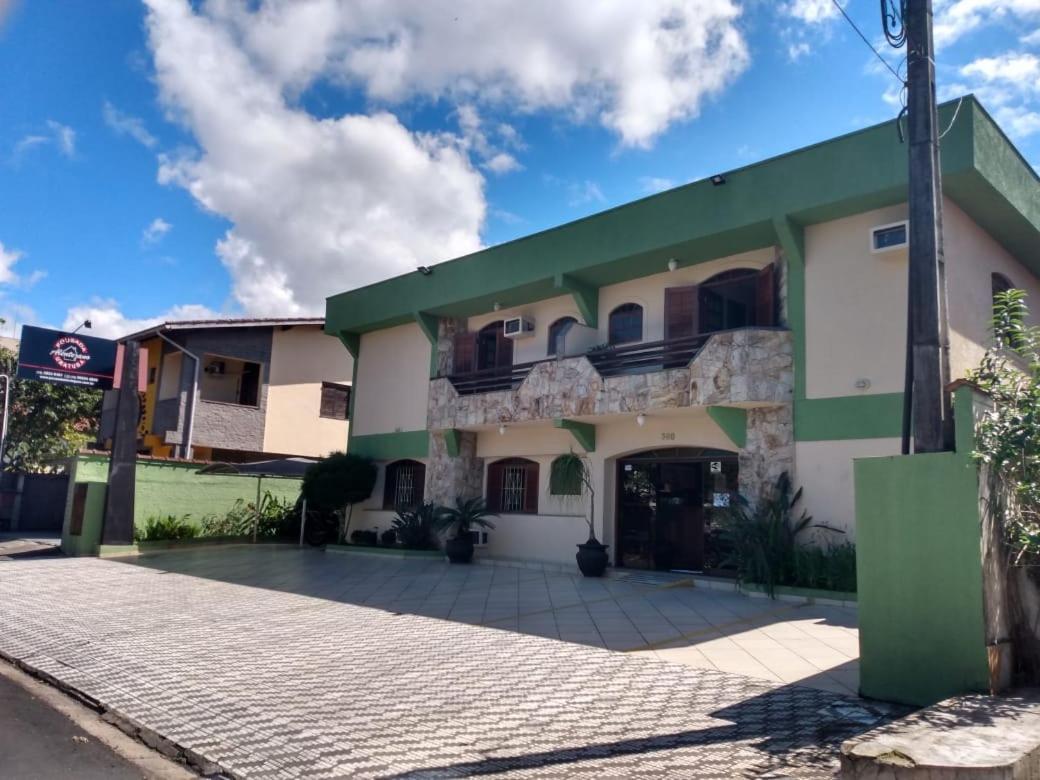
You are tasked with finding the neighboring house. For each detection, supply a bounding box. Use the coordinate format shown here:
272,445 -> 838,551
324,97 -> 1040,570
100,318 -> 353,461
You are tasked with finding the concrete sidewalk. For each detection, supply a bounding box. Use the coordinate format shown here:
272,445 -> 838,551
0,549 -> 900,778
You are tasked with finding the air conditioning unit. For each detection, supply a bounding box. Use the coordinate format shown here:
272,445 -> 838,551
503,316 -> 535,339
204,360 -> 226,375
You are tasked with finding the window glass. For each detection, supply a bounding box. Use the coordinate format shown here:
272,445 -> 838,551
547,317 -> 577,355
699,269 -> 757,334
319,383 -> 351,420
608,304 -> 643,345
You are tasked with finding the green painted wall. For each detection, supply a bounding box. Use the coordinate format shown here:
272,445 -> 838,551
854,386 -> 989,706
61,481 -> 107,557
795,393 -> 904,441
70,455 -> 302,529
348,431 -> 430,461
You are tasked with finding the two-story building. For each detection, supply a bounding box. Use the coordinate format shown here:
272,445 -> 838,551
101,317 -> 353,461
324,97 -> 1040,571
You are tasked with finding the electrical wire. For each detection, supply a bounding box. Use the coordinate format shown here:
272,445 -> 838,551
938,95 -> 965,140
830,0 -> 904,82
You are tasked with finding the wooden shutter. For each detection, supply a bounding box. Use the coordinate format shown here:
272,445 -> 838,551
495,328 -> 513,368
523,462 -> 540,514
320,383 -> 350,420
756,264 -> 776,326
485,461 -> 503,512
664,285 -> 699,341
452,332 -> 477,374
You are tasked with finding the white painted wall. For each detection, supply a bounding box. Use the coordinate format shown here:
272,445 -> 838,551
794,438 -> 901,539
944,199 -> 1040,380
352,323 -> 430,436
263,325 -> 353,457
804,199 -> 1040,400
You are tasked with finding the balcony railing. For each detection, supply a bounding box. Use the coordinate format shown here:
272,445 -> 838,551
443,332 -> 713,397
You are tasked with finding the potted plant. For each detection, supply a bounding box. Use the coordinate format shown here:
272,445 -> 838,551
551,452 -> 608,577
434,497 -> 496,564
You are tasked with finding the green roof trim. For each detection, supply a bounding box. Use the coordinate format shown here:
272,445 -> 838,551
326,97 -> 1037,337
349,431 -> 430,461
707,406 -> 747,448
553,418 -> 596,453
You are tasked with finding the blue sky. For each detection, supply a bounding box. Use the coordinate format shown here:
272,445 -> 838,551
0,0 -> 1037,337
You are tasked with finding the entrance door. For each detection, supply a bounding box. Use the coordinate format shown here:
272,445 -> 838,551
616,449 -> 737,572
477,322 -> 513,371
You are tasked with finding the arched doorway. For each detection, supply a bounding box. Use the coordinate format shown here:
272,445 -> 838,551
476,321 -> 513,371
615,447 -> 738,572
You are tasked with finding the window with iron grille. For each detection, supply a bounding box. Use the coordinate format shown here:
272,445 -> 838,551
383,460 -> 425,510
319,382 -> 351,420
486,458 -> 539,514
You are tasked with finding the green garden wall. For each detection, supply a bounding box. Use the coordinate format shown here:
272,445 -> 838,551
61,455 -> 302,556
853,386 -> 990,706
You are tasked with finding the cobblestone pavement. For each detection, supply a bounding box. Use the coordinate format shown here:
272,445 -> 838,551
129,546 -> 861,696
0,549 -> 900,779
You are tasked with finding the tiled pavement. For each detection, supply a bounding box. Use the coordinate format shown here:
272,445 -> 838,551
0,547 -> 900,778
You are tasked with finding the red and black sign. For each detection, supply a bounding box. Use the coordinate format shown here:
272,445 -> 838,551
17,325 -> 118,390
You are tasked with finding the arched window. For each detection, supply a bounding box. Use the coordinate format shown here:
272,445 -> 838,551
476,321 -> 513,371
992,272 -> 1013,303
383,460 -> 426,510
698,268 -> 760,333
608,303 -> 643,345
486,457 -> 539,514
547,316 -> 577,356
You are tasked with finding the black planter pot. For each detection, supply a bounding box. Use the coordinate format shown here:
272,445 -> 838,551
576,540 -> 609,577
445,536 -> 475,564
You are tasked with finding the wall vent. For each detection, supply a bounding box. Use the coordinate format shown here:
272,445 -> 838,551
871,220 -> 908,254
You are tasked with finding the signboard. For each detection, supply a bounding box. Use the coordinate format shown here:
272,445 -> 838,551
16,326 -> 118,390
709,461 -> 722,473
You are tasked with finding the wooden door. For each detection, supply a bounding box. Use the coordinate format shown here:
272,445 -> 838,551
756,264 -> 776,326
664,285 -> 699,341
452,331 -> 477,374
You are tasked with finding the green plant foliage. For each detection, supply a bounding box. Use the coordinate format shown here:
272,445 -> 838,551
135,514 -> 200,542
301,452 -> 377,510
0,345 -> 102,472
969,288 -> 1040,563
433,496 -> 496,540
549,451 -> 598,541
718,472 -> 845,597
392,502 -> 440,550
198,491 -> 296,539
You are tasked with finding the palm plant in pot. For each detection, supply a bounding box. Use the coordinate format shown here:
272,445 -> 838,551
551,452 -> 608,577
434,496 -> 497,564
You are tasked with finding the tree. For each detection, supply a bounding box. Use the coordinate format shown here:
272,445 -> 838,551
0,345 -> 102,472
300,452 -> 377,542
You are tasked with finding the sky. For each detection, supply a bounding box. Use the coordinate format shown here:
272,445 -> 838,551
0,0 -> 1037,339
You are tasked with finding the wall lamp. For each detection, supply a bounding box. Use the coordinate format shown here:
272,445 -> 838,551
498,424 -> 508,435
417,266 -> 433,276
710,174 -> 726,186
667,258 -> 678,272
636,413 -> 646,427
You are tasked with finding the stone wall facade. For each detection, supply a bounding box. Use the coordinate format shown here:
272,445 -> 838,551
425,430 -> 484,506
429,328 -> 793,429
738,405 -> 795,509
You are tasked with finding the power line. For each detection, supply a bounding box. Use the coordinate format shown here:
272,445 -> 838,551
830,0 -> 904,83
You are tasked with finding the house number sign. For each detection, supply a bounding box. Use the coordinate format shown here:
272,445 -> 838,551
660,432 -> 676,441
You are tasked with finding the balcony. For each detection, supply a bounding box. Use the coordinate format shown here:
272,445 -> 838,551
427,327 -> 793,430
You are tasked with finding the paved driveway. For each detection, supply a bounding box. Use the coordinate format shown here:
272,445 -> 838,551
0,547 -> 895,778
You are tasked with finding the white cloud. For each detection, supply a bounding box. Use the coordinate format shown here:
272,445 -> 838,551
956,51 -> 1040,139
455,104 -> 524,174
1022,28 -> 1040,45
639,176 -> 676,194
567,180 -> 606,207
787,42 -> 812,61
0,242 -> 24,286
142,217 -> 172,245
483,152 -> 521,175
61,300 -> 221,339
202,0 -> 749,149
11,121 -> 76,162
962,52 -> 1040,83
145,0 -> 486,316
784,0 -> 838,23
935,0 -> 1040,47
45,120 -> 75,157
102,101 -> 158,148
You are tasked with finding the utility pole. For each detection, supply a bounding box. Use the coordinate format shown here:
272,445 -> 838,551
899,0 -> 951,453
101,340 -> 140,545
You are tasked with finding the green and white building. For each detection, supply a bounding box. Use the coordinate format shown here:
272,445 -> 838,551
324,97 -> 1040,571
